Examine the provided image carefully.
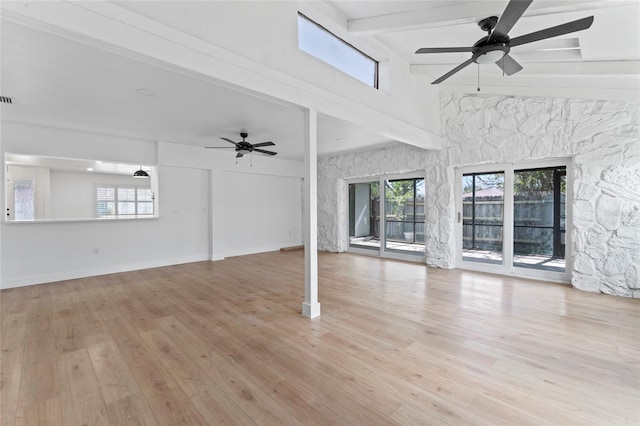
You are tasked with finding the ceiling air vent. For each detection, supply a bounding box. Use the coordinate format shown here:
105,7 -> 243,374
0,96 -> 13,104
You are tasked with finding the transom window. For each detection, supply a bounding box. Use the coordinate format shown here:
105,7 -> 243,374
97,185 -> 153,217
297,13 -> 378,88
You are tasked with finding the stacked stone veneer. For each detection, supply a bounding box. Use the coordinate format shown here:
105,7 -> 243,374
318,93 -> 640,297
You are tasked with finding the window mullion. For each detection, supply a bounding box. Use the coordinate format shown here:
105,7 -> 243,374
503,165 -> 515,273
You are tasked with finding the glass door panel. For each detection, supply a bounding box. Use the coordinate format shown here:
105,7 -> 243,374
384,178 -> 425,255
348,182 -> 380,251
12,180 -> 36,221
462,172 -> 504,264
513,167 -> 566,272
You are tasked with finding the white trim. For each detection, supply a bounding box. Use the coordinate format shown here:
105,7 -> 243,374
303,108 -> 319,317
379,175 -> 387,256
503,166 -> 515,275
345,176 -> 381,185
381,250 -> 426,263
224,245 -> 299,259
344,170 -> 431,185
347,246 -> 381,257
302,301 -> 321,319
0,254 -> 210,290
5,216 -> 159,225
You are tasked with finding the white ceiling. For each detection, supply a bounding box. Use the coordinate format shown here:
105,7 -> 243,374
0,19 -> 394,161
1,1 -> 638,163
329,0 -> 640,91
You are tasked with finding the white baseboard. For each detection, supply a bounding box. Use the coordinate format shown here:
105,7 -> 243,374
0,254 -> 210,290
223,242 -> 301,258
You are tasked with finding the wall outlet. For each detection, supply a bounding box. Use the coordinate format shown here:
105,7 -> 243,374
92,247 -> 99,255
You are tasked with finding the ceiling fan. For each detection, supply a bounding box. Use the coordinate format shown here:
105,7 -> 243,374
415,0 -> 594,84
205,132 -> 277,158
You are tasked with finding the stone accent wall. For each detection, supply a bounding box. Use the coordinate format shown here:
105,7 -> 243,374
317,145 -> 430,253
318,93 -> 640,297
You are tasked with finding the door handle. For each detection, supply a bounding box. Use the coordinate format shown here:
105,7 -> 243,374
457,212 -> 461,223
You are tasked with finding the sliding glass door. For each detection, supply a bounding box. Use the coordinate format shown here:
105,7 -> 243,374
384,178 -> 425,255
462,172 -> 504,265
457,161 -> 570,280
348,181 -> 380,251
513,166 -> 566,272
347,174 -> 425,261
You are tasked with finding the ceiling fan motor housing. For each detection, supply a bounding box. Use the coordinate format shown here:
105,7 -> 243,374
238,132 -> 251,153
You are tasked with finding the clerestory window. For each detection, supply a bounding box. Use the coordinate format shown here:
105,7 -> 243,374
297,13 -> 378,88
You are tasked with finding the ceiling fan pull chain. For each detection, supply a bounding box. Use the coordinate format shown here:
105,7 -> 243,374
477,63 -> 480,92
250,152 -> 253,168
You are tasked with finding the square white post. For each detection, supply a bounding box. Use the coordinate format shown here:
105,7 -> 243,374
302,108 -> 320,319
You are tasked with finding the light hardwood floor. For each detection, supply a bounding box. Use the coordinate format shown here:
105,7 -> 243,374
1,251 -> 639,425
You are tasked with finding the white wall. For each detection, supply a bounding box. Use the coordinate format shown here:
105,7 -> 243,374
221,171 -> 302,257
50,170 -> 93,219
157,141 -> 305,261
0,124 -> 205,288
1,165 -> 210,288
1,124 -> 305,288
50,171 -> 150,219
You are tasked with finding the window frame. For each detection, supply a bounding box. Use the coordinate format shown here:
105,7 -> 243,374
384,177 -> 426,253
345,171 -> 426,263
96,184 -> 154,218
297,12 -> 379,89
455,158 -> 572,283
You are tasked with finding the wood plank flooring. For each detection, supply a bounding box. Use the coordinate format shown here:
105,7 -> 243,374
1,251 -> 639,425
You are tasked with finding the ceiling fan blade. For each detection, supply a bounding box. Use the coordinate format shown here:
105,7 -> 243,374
204,146 -> 236,149
416,47 -> 475,54
220,137 -> 239,146
431,58 -> 475,84
253,148 -> 277,156
490,0 -> 533,41
496,54 -> 523,76
510,16 -> 594,47
251,141 -> 275,148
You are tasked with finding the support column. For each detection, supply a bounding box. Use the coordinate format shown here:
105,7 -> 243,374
302,108 -> 321,319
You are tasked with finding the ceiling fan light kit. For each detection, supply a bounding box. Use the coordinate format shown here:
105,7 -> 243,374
475,47 -> 507,64
415,0 -> 594,85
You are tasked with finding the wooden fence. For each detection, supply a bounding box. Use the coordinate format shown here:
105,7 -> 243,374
463,192 -> 565,255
